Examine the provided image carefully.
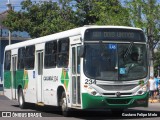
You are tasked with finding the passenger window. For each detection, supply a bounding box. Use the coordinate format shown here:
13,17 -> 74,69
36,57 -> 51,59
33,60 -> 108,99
4,51 -> 11,71
57,38 -> 69,67
25,45 -> 35,69
45,41 -> 57,68
17,47 -> 25,70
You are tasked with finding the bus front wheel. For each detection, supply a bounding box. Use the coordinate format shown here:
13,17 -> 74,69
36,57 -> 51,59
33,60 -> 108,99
60,91 -> 70,117
18,88 -> 26,109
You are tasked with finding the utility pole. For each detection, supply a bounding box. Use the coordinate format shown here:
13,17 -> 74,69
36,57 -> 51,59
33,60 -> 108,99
0,27 -> 1,82
149,32 -> 154,77
148,0 -> 154,77
6,0 -> 12,45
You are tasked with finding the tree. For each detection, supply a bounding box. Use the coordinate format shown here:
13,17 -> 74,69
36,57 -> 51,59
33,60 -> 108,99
3,0 -> 76,38
153,48 -> 160,75
126,0 -> 160,76
2,0 -> 133,38
74,0 -> 98,26
74,0 -> 130,26
93,0 -> 130,26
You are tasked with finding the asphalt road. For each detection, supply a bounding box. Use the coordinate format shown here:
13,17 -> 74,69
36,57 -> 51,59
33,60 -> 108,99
0,95 -> 160,120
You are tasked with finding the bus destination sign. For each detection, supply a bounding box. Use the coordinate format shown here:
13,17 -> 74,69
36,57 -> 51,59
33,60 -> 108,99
84,28 -> 145,42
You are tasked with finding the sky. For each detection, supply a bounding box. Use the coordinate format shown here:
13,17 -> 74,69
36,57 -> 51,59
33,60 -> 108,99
0,0 -> 52,12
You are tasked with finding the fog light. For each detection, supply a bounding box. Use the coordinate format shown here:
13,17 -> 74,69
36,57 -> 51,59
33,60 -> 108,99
137,99 -> 146,104
138,90 -> 143,95
91,91 -> 97,96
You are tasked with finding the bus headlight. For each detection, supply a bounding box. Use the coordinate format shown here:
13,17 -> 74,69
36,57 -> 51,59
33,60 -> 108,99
86,86 -> 101,96
134,84 -> 148,95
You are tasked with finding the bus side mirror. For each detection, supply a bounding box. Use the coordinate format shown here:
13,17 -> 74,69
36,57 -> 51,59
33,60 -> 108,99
80,45 -> 85,57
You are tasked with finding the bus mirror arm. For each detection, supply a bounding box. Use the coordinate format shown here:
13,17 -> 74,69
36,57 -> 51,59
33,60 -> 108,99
80,45 -> 85,57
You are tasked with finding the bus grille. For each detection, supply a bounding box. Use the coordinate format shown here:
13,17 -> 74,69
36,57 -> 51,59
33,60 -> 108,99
107,98 -> 131,105
97,84 -> 137,91
102,92 -> 132,96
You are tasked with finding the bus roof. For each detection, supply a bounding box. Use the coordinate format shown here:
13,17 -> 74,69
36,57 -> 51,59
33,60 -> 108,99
5,25 -> 143,51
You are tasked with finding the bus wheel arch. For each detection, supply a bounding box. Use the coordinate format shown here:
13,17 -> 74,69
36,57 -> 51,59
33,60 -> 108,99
57,86 -> 65,106
57,86 -> 70,116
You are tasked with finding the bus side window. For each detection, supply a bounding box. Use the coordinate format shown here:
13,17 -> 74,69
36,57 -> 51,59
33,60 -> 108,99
25,45 -> 35,70
57,38 -> 69,67
4,51 -> 11,71
17,47 -> 25,70
44,41 -> 57,68
77,46 -> 80,74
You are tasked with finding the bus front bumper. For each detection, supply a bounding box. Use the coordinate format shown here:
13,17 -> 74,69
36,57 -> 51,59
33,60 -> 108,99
82,92 -> 149,109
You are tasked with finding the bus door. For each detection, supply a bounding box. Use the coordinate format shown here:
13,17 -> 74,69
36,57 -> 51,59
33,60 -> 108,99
71,45 -> 81,106
36,51 -> 44,102
11,55 -> 17,100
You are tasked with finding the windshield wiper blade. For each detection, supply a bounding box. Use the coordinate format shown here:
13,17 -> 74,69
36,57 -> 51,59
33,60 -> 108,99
124,42 -> 134,58
99,40 -> 106,55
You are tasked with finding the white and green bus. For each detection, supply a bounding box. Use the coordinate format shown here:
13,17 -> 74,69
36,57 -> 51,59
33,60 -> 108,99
3,25 -> 149,116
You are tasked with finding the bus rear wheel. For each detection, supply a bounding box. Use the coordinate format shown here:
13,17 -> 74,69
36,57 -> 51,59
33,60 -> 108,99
18,88 -> 26,109
60,91 -> 70,117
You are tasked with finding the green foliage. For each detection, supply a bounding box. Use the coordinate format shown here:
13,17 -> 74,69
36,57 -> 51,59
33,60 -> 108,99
126,0 -> 160,59
2,0 -> 131,38
154,48 -> 160,73
74,0 -> 98,25
74,0 -> 130,26
126,0 -> 160,40
92,0 -> 130,26
3,0 -> 76,38
126,0 -> 160,73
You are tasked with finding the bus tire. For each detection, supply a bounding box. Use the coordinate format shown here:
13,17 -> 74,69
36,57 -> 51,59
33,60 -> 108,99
60,91 -> 70,117
18,88 -> 26,109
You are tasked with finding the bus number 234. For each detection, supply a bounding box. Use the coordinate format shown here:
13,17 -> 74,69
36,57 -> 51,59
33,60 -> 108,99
85,79 -> 96,84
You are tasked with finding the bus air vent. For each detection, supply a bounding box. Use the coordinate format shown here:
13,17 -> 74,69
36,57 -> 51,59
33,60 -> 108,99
97,84 -> 137,91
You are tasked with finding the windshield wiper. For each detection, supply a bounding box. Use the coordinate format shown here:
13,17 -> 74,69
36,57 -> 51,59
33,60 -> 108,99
124,42 -> 134,58
99,40 -> 105,51
99,40 -> 107,57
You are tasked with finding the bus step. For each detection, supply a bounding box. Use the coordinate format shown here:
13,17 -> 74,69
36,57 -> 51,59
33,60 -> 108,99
71,105 -> 81,109
36,102 -> 45,106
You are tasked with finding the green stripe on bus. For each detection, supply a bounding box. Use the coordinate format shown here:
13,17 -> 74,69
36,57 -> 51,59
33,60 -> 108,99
4,70 -> 26,89
16,70 -> 26,89
4,71 -> 11,89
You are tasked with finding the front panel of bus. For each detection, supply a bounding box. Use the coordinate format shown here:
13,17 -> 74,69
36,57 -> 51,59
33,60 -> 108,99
81,28 -> 149,110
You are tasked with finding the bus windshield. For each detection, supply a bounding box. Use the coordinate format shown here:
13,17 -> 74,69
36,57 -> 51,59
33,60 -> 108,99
84,43 -> 148,81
